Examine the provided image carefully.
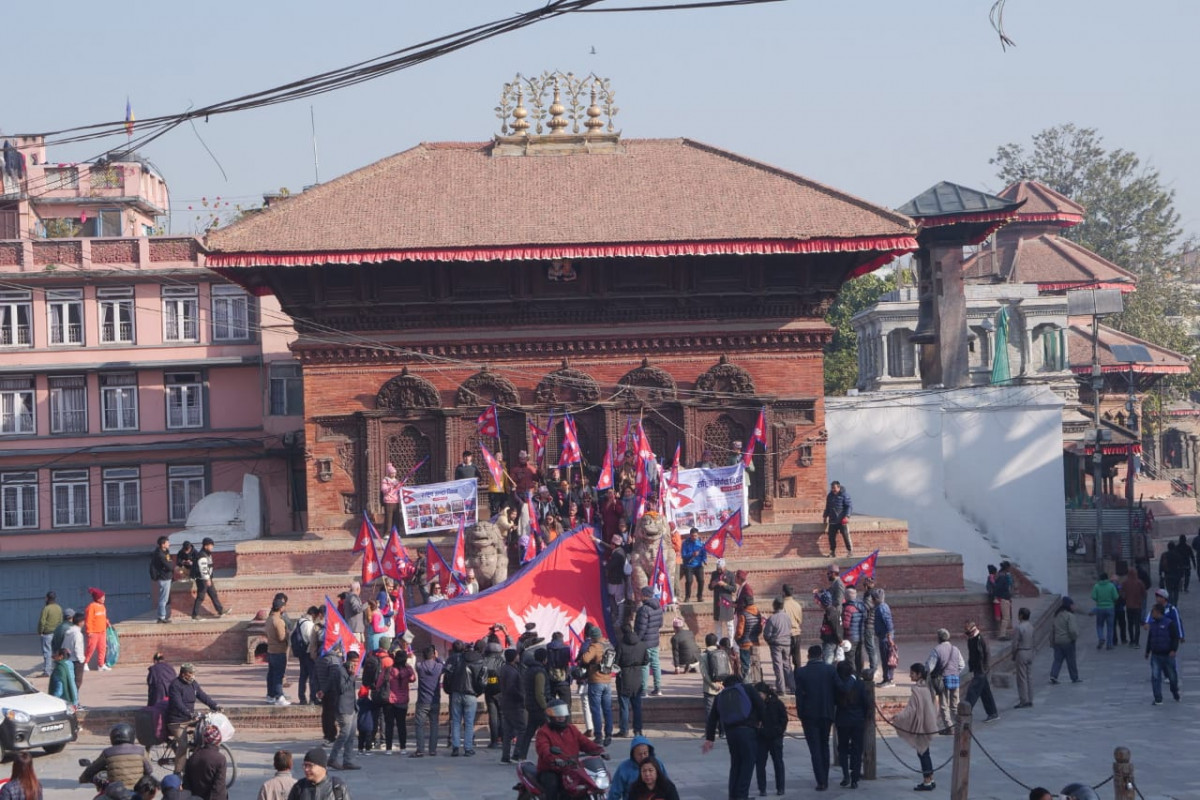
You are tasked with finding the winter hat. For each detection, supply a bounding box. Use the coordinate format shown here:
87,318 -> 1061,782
386,463 -> 397,476
672,618 -> 685,629
88,587 -> 105,601
1155,588 -> 1170,599
63,607 -> 75,618
304,748 -> 328,768
735,570 -> 748,582
641,586 -> 654,598
203,724 -> 222,746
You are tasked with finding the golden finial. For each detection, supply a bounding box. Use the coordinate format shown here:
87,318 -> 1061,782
584,85 -> 603,133
511,88 -> 530,135
547,81 -> 568,134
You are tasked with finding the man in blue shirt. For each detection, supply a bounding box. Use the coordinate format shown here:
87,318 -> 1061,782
681,528 -> 708,603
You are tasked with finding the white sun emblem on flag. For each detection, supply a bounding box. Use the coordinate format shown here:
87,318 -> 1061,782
508,602 -> 590,639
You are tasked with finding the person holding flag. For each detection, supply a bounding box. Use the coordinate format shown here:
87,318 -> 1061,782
480,443 -> 511,516
381,463 -> 402,535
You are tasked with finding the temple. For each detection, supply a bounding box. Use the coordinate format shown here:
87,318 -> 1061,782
207,72 -> 919,533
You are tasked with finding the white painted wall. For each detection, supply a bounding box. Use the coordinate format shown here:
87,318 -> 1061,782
827,385 -> 1068,596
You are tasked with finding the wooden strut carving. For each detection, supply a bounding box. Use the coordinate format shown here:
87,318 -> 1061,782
617,358 -> 678,403
376,367 -> 441,411
533,360 -> 602,405
694,354 -> 756,399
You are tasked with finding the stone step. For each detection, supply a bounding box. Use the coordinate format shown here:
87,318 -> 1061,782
730,517 -> 910,559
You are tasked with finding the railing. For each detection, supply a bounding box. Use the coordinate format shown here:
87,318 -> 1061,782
103,408 -> 137,430
49,322 -> 83,345
0,412 -> 35,434
51,409 -> 87,434
101,322 -> 134,343
0,325 -> 31,346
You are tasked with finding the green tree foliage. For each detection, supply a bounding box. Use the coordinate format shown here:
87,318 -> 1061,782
824,271 -> 897,396
991,124 -> 1182,272
992,124 -> 1197,389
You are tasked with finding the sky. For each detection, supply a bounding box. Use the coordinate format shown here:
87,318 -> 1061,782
4,1 -> 1197,243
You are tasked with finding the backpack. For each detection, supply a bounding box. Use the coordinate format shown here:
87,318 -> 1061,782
547,646 -> 571,684
471,662 -> 489,696
290,619 -> 310,659
706,649 -> 733,682
598,644 -> 619,675
716,683 -> 752,727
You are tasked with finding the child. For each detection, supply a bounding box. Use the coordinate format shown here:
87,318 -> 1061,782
356,687 -> 376,754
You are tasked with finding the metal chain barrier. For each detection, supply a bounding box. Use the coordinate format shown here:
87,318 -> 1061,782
872,704 -> 954,774
1092,774 -> 1114,791
967,727 -> 1120,795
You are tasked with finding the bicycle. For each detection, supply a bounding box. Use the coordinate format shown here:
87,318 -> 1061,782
145,712 -> 238,789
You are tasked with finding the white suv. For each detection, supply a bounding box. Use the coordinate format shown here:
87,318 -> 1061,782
0,663 -> 79,758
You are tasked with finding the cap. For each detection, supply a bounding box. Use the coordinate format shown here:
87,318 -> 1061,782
202,537 -> 215,547
827,563 -> 840,573
161,774 -> 183,790
203,724 -> 223,746
180,662 -> 196,674
1156,588 -> 1170,598
735,570 -> 748,582
304,747 -> 328,767
640,586 -> 654,598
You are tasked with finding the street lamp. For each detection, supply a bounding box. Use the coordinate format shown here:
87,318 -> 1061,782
1066,289 -> 1124,568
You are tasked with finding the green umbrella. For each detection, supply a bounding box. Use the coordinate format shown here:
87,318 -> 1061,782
990,307 -> 1010,385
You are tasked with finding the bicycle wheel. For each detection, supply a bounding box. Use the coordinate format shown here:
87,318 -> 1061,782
148,740 -> 176,772
219,743 -> 237,789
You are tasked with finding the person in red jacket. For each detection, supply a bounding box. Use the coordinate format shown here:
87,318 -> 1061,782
534,700 -> 605,800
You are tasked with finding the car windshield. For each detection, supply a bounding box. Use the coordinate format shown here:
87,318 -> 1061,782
0,666 -> 36,698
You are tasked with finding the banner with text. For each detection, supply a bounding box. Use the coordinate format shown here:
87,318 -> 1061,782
670,463 -> 745,533
401,478 -> 479,536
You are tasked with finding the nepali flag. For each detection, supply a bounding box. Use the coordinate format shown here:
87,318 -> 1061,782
480,442 -> 506,489
633,495 -> 647,527
322,595 -> 359,657
527,496 -> 543,540
361,531 -> 383,585
426,540 -> 453,589
476,403 -> 500,438
671,442 -> 681,471
650,540 -> 675,605
529,417 -> 550,467
381,527 -> 415,582
839,550 -> 879,588
596,443 -> 614,491
393,588 -> 407,636
622,416 -> 634,457
558,414 -> 582,468
452,517 -> 468,577
353,512 -> 379,553
742,406 -> 767,467
704,509 -> 743,558
567,624 -> 584,660
635,455 -> 651,500
636,421 -> 655,462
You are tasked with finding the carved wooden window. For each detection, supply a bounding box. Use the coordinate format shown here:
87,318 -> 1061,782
546,413 -> 603,469
387,426 -> 433,486
702,414 -> 746,466
640,417 -> 669,461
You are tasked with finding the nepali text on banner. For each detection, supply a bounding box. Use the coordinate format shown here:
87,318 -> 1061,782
400,477 -> 479,536
671,463 -> 745,533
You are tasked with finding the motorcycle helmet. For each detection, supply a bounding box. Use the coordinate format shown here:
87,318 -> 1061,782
546,700 -> 571,731
110,722 -> 136,746
1061,784 -> 1100,800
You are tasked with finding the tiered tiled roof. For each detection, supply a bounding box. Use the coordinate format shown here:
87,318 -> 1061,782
1068,322 -> 1190,375
207,139 -> 917,268
962,234 -> 1136,292
996,181 -> 1085,227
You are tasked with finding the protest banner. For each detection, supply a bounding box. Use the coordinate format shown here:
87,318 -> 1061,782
400,477 -> 479,535
668,463 -> 745,533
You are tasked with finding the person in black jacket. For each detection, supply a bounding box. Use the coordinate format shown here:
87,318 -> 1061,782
325,651 -> 360,771
147,652 -> 176,707
615,625 -> 649,738
822,481 -> 853,558
963,621 -> 999,722
702,675 -> 765,800
182,725 -> 226,800
634,588 -> 664,696
793,645 -> 836,791
833,661 -> 866,789
498,649 -> 525,764
150,536 -> 174,624
753,682 -> 788,797
165,665 -> 221,776
444,640 -> 484,756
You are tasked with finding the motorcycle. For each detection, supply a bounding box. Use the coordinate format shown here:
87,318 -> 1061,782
514,747 -> 610,800
76,759 -> 123,800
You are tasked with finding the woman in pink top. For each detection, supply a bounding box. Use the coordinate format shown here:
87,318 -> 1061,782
381,463 -> 402,534
367,600 -> 389,653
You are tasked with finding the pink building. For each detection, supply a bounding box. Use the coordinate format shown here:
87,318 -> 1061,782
0,232 -> 304,631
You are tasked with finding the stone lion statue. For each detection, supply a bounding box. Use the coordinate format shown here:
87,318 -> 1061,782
628,511 -> 676,598
466,520 -> 509,589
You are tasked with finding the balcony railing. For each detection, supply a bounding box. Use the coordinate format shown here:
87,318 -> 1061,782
0,326 -> 31,346
51,409 -> 87,434
103,408 -> 137,430
101,322 -> 134,343
50,323 -> 83,345
1,413 -> 35,434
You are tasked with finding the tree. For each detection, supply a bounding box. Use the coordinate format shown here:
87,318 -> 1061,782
824,271 -> 897,396
991,124 -> 1182,272
992,124 -> 1197,388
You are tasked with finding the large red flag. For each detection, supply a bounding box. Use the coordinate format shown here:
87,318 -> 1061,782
476,403 -> 500,438
704,509 -> 743,558
381,528 -> 414,582
353,512 -> 378,553
407,526 -> 607,644
743,406 -> 767,467
596,443 -> 614,492
529,418 -> 549,468
361,532 -> 383,585
839,550 -> 879,587
480,442 -> 505,489
425,541 -> 466,598
452,517 -> 468,577
651,539 -> 674,605
322,595 -> 359,657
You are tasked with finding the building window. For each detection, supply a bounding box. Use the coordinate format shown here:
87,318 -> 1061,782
98,287 -> 135,344
168,465 -> 206,523
102,467 -> 140,525
0,290 -> 33,348
51,469 -> 89,527
47,289 -> 84,346
100,372 -> 138,431
269,362 -> 303,416
165,372 -> 203,429
0,376 -> 35,435
79,209 -> 123,238
43,167 -> 79,190
211,285 -> 250,341
49,375 -> 87,434
887,329 -> 916,378
162,286 -> 199,342
0,472 -> 38,530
